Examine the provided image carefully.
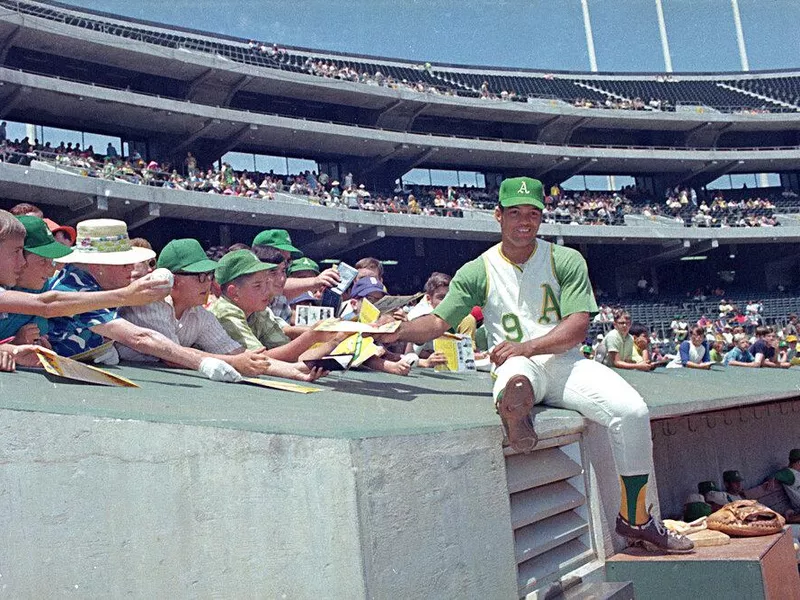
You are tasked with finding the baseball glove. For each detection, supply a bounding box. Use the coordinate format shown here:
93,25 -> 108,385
706,499 -> 785,537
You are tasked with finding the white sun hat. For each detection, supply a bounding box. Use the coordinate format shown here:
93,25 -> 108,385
55,219 -> 156,265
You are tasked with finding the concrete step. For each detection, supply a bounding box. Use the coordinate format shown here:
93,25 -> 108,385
518,540 -> 594,597
560,581 -> 635,600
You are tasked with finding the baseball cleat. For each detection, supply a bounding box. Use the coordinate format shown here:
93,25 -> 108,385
615,513 -> 695,554
496,374 -> 537,453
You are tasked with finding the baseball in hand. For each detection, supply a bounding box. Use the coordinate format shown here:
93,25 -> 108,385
143,267 -> 174,289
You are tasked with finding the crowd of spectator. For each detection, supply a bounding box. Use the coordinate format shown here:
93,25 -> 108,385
2,135 -> 800,229
572,97 -> 673,111
589,303 -> 798,371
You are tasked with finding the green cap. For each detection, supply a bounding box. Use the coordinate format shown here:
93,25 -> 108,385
157,239 -> 218,273
790,449 -> 800,464
287,256 -> 319,275
252,229 -> 302,258
215,249 -> 276,286
17,215 -> 73,259
498,177 -> 544,210
698,481 -> 718,495
683,502 -> 713,522
723,470 -> 743,483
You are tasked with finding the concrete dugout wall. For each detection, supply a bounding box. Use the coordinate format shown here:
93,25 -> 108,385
0,409 -> 517,599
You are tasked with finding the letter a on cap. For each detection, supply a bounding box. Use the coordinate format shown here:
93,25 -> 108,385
517,181 -> 529,195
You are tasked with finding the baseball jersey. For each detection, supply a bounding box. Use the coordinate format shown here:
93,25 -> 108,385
433,240 -> 597,351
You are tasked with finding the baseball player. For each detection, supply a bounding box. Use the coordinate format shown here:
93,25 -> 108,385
388,177 -> 693,554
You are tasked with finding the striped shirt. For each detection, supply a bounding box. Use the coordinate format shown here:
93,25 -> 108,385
118,298 -> 241,362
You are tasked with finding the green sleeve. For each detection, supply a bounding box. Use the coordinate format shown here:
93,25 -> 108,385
773,468 -> 796,485
552,245 -> 598,318
210,299 -> 265,351
433,257 -> 488,330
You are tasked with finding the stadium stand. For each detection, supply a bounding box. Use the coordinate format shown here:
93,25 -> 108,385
1,0 -> 800,115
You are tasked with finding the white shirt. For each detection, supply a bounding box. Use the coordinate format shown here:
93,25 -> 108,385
118,298 -> 241,362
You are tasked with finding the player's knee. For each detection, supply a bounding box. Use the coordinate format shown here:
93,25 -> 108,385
626,397 -> 650,421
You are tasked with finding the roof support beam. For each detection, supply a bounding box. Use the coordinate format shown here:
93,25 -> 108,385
302,225 -> 385,257
0,25 -> 21,64
126,202 -> 161,230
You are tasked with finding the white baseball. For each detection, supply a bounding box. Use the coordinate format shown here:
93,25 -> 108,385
143,267 -> 174,289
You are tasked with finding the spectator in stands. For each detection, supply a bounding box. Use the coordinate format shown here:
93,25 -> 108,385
105,143 -> 118,158
667,326 -> 712,369
129,237 -> 156,280
404,272 -> 469,367
354,257 -> 384,283
44,218 -> 258,380
601,310 -> 655,371
251,229 -> 339,320
346,277 -> 412,376
0,121 -> 6,142
118,239 -> 323,382
209,249 -> 342,363
629,323 -> 654,365
9,203 -> 44,218
708,338 -> 726,363
670,314 -> 689,343
723,334 -> 756,367
43,219 -> 76,247
751,326 -> 792,368
0,212 -> 169,365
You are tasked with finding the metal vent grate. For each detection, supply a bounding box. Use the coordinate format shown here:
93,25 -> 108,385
505,435 -> 596,598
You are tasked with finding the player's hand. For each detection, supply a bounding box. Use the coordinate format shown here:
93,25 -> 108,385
12,323 -> 42,345
490,340 -> 531,367
229,348 -> 271,376
391,308 -> 407,322
123,276 -> 171,306
372,320 -> 402,345
313,268 -> 340,290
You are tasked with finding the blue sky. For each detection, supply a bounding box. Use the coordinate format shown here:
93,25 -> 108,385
66,0 -> 800,72
10,1 -> 796,189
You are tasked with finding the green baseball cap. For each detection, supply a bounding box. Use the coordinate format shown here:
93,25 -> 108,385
157,239 -> 218,273
17,215 -> 73,259
287,256 -> 319,275
215,249 -> 276,286
697,481 -> 718,495
252,229 -> 302,258
683,501 -> 712,522
498,177 -> 544,210
790,448 -> 800,463
723,470 -> 743,483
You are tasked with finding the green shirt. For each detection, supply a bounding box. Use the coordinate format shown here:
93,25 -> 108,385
209,296 -> 290,351
603,329 -> 634,365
